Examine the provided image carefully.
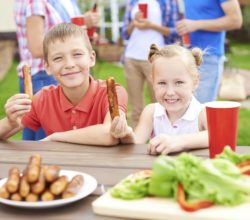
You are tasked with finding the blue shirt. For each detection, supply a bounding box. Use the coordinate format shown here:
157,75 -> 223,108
184,0 -> 227,56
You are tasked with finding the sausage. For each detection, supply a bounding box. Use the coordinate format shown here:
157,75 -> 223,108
0,184 -> 10,199
28,154 -> 41,167
62,175 -> 84,199
25,193 -> 39,202
31,167 -> 46,195
22,64 -> 33,99
19,175 -> 30,197
10,193 -> 22,201
106,77 -> 120,120
41,190 -> 55,201
50,176 -> 68,195
44,165 -> 60,182
6,167 -> 20,193
26,154 -> 41,183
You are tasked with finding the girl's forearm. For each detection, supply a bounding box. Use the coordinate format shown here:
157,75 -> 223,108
179,131 -> 209,150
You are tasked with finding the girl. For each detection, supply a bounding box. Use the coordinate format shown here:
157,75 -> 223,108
110,44 -> 208,155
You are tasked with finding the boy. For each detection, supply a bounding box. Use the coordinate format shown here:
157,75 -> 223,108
0,23 -> 127,145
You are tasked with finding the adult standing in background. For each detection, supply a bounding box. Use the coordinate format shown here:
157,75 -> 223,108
14,0 -> 99,140
122,0 -> 179,128
176,0 -> 242,103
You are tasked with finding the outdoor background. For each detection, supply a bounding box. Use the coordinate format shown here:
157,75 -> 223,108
0,0 -> 250,145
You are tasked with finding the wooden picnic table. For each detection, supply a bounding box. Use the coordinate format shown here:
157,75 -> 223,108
0,141 -> 249,220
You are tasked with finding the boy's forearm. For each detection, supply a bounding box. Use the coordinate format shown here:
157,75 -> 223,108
49,124 -> 119,146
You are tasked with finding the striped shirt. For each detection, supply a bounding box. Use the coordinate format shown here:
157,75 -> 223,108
14,0 -> 80,77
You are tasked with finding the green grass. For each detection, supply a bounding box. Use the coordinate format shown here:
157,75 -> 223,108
0,61 -> 22,140
238,108 -> 250,145
226,43 -> 250,70
1,42 -> 250,145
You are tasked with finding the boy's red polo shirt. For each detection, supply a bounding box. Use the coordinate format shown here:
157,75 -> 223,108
22,76 -> 127,135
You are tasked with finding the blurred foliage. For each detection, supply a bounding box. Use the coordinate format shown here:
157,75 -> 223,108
228,5 -> 250,42
78,0 -> 126,42
78,0 -> 92,12
226,43 -> 250,70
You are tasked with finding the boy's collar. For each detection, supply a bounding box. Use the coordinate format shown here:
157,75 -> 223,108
59,76 -> 97,112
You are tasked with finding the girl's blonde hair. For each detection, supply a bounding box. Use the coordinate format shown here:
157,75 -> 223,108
43,23 -> 93,64
148,44 -> 203,79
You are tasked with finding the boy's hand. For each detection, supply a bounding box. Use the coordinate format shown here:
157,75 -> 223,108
148,134 -> 183,155
110,115 -> 133,139
5,94 -> 31,128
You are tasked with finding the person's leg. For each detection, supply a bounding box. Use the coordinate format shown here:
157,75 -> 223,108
195,55 -> 224,103
141,60 -> 156,103
19,70 -> 57,140
124,58 -> 145,128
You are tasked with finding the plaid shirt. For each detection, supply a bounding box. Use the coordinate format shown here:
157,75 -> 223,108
14,0 -> 80,77
122,0 -> 180,45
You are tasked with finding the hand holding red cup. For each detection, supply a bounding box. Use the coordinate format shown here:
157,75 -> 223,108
138,3 -> 148,19
71,16 -> 85,26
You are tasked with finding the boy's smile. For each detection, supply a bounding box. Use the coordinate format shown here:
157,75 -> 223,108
45,36 -> 95,93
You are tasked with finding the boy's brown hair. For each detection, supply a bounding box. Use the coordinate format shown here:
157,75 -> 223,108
43,23 -> 93,63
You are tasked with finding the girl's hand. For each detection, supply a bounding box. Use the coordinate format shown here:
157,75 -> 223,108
148,134 -> 183,155
176,19 -> 198,36
5,94 -> 31,128
110,115 -> 133,139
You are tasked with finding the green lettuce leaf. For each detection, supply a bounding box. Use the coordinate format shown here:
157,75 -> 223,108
216,146 -> 250,165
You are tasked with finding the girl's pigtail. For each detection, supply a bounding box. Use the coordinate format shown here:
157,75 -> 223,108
191,47 -> 203,66
148,44 -> 160,63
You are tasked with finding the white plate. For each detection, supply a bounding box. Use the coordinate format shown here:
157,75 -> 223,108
0,170 -> 97,209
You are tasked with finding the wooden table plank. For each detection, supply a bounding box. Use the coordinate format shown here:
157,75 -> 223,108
0,141 -> 147,154
0,196 -> 129,220
0,149 -> 155,168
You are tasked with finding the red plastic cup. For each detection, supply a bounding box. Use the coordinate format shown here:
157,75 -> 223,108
205,101 -> 241,158
138,3 -> 148,19
87,27 -> 95,38
71,16 -> 85,26
182,34 -> 190,48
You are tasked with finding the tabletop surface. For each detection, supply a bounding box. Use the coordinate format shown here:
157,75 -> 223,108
0,141 -> 249,220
